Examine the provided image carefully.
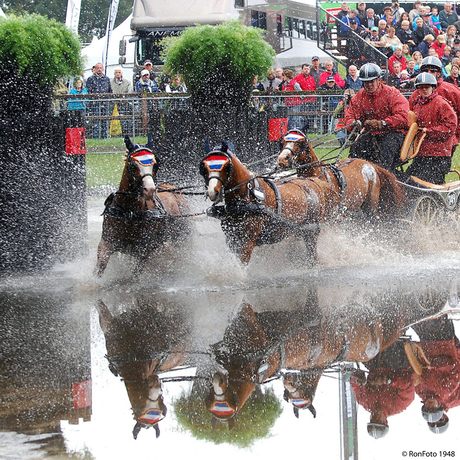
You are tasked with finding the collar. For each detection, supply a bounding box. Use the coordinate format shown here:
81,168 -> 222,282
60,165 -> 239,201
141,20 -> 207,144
416,91 -> 438,105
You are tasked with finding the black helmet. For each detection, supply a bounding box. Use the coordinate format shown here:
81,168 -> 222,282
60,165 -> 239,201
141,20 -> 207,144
359,63 -> 382,82
421,404 -> 444,423
428,414 -> 449,434
367,422 -> 389,439
420,56 -> 442,72
414,72 -> 438,88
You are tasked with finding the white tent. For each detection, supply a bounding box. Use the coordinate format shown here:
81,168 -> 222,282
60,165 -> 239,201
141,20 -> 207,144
81,14 -> 134,82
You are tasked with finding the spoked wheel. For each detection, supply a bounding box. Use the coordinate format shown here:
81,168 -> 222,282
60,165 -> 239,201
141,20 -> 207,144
411,195 -> 440,228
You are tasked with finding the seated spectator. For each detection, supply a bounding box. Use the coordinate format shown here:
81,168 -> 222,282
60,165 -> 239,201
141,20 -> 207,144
364,26 -> 387,65
396,12 -> 410,30
406,58 -> 420,78
396,20 -> 417,52
362,8 -> 380,32
388,60 -> 403,86
445,63 -> 460,86
418,34 -> 435,57
445,25 -> 457,47
452,38 -> 460,54
398,69 -> 414,90
431,34 -> 447,58
414,17 -> 432,47
440,2 -> 459,31
335,2 -> 350,35
319,60 -> 346,88
441,46 -> 452,67
382,6 -> 396,27
409,1 -> 422,23
166,74 -> 187,92
431,6 -> 441,31
388,45 -> 407,72
445,56 -> 460,75
411,5 -> 425,29
357,1 -> 367,25
402,44 -> 412,60
378,19 -> 388,36
378,27 -> 402,56
344,65 -> 363,91
366,26 -> 382,44
412,50 -> 423,69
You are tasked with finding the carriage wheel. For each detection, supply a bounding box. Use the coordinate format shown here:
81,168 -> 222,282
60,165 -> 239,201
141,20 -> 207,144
411,196 -> 440,228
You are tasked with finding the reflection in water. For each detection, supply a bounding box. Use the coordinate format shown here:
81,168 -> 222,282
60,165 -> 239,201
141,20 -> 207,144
1,268 -> 460,458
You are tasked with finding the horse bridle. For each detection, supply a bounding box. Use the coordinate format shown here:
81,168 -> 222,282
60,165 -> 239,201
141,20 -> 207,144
199,149 -> 234,188
126,150 -> 159,197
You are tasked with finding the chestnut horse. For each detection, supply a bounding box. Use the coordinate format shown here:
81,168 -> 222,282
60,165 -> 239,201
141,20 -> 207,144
205,283 -> 438,425
96,298 -> 191,439
94,136 -> 190,276
200,142 -> 341,265
277,130 -> 404,218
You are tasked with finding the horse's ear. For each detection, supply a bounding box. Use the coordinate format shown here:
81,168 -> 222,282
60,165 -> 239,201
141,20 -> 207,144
204,138 -> 211,154
133,422 -> 142,440
293,407 -> 300,419
124,135 -> 135,153
154,424 -> 161,438
146,132 -> 153,149
221,141 -> 229,153
211,417 -> 218,430
228,418 -> 235,430
308,404 -> 317,418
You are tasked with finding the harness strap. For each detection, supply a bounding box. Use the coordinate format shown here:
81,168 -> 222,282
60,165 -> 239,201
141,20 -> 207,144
264,178 -> 283,214
327,164 -> 348,199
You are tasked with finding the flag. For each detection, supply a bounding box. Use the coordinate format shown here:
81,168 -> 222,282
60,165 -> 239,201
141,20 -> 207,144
103,0 -> 120,73
65,0 -> 81,35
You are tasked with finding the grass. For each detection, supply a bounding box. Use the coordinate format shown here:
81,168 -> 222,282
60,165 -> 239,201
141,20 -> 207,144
85,137 -> 460,188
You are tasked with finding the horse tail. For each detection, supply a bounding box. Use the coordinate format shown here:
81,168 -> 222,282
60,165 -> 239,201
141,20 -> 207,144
374,165 -> 405,217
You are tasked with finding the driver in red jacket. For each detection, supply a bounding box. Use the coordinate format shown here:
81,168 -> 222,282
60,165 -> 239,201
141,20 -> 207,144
344,62 -> 410,172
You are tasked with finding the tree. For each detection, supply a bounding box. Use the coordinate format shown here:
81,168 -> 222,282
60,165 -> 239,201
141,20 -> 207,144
163,20 -> 275,111
0,0 -> 133,43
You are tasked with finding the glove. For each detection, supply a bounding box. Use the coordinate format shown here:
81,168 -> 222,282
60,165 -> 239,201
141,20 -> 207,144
353,120 -> 362,128
364,119 -> 382,130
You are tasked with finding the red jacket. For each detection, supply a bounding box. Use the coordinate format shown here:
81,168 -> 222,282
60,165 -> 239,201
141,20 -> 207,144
388,54 -> 407,73
351,369 -> 415,419
409,91 -> 457,157
345,82 -> 409,135
319,71 -> 345,88
283,78 -> 302,107
410,79 -> 460,143
292,73 -> 316,103
431,41 -> 446,59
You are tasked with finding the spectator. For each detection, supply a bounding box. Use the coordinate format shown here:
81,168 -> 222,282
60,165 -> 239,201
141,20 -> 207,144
252,75 -> 265,91
421,11 -> 437,36
398,69 -> 413,90
382,7 -> 396,27
445,25 -> 457,47
319,75 -> 342,133
275,67 -> 284,81
378,19 -> 388,36
135,69 -> 160,93
364,26 -> 387,65
406,59 -> 420,79
412,6 -> 426,30
431,6 -> 442,32
68,78 -> 88,114
310,56 -> 323,87
282,68 -> 303,130
453,38 -> 460,54
346,20 -> 366,61
390,0 -> 405,23
409,1 -> 423,23
344,65 -> 363,91
134,59 -> 157,85
111,68 -> 132,94
362,8 -> 380,31
445,63 -> 460,86
336,2 -> 350,36
292,64 -> 317,91
366,26 -> 381,44
402,44 -> 412,60
111,68 -> 132,136
441,46 -> 452,68
357,2 -> 367,25
396,20 -> 417,52
319,60 -> 346,87
86,62 -> 112,138
388,60 -> 403,87
440,2 -> 459,31
166,74 -> 187,92
412,50 -> 424,70
418,34 -> 435,58
396,12 -> 410,30
339,8 -> 361,37
263,68 -> 282,92
388,45 -> 407,73
445,56 -> 460,75
379,27 -> 402,56
431,34 -> 447,59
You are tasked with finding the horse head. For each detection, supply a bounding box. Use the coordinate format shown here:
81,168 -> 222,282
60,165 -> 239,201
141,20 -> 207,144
278,130 -> 317,170
283,370 -> 320,419
124,135 -> 158,201
199,141 -> 235,202
129,373 -> 167,439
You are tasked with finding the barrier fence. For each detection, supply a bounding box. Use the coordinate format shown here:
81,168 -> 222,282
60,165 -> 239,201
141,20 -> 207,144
56,91 -> 413,144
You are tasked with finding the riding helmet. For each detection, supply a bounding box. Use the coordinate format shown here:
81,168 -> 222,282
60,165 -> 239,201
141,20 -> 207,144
420,56 -> 443,73
421,404 -> 444,422
414,72 -> 438,88
358,63 -> 382,81
427,414 -> 449,434
367,422 -> 389,439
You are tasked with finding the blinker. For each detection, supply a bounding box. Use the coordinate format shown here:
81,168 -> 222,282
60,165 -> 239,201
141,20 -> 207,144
131,150 -> 155,166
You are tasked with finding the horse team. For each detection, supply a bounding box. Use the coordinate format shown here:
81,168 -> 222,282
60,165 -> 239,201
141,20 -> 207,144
95,132 -> 405,276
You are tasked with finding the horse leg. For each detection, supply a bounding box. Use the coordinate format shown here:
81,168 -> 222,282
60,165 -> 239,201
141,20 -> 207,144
301,227 -> 320,266
94,238 -> 113,277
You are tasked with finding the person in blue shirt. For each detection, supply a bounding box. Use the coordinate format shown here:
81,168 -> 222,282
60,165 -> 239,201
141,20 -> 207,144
68,78 -> 88,113
135,69 -> 160,93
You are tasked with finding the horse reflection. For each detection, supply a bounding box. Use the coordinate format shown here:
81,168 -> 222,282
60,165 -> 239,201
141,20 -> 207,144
206,284 -> 448,427
96,298 -> 191,439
